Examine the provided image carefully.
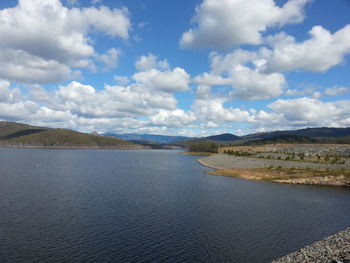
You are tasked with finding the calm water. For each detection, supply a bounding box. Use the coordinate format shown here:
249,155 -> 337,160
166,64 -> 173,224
0,149 -> 350,263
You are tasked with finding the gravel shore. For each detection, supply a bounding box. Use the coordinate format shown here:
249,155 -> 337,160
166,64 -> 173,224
199,154 -> 350,171
271,227 -> 350,263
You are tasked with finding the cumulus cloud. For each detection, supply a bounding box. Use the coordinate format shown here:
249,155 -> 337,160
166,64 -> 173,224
268,97 -> 350,126
0,0 -> 130,83
133,67 -> 190,92
114,75 -> 130,86
52,81 -> 178,118
229,65 -> 286,100
325,86 -> 349,96
135,53 -> 169,71
263,25 -> 350,72
195,49 -> 286,100
192,84 -> 254,125
149,109 -> 196,127
135,53 -> 158,71
0,80 -> 11,102
193,72 -> 232,86
96,48 -> 121,70
180,0 -> 309,49
193,97 -> 254,124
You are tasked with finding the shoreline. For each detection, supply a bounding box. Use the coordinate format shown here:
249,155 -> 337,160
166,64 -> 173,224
271,227 -> 350,263
0,145 -> 150,150
198,154 -> 350,187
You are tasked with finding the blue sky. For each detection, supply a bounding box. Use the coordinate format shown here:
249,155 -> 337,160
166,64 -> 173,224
0,0 -> 349,136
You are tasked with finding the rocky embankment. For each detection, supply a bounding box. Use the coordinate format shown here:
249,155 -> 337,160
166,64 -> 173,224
199,154 -> 350,170
271,227 -> 350,263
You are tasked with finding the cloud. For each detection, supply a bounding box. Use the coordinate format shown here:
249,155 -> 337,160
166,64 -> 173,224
192,84 -> 254,124
0,48 -> 79,83
0,0 -> 131,83
325,85 -> 349,96
53,81 -> 178,118
135,53 -> 169,71
230,65 -> 286,100
195,49 -> 286,100
96,48 -> 121,70
149,109 -> 196,127
193,72 -> 232,86
180,0 -> 309,49
97,48 -> 121,70
135,53 -> 158,71
133,67 -> 190,92
268,97 -> 350,126
0,80 -> 20,103
114,75 -> 130,86
263,25 -> 350,72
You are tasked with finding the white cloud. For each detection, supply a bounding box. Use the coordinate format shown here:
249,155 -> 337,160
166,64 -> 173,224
193,96 -> 254,124
0,48 -> 79,83
114,75 -> 130,86
193,72 -> 232,86
325,85 -> 349,96
0,0 -> 130,83
135,53 -> 170,71
263,25 -> 350,72
268,97 -> 350,126
196,49 -> 286,100
285,88 -> 313,97
135,53 -> 158,71
96,48 -> 121,70
52,81 -> 178,118
230,65 -> 286,100
210,49 -> 257,74
149,109 -> 196,127
28,85 -> 51,103
180,0 -> 309,49
0,80 -> 17,102
133,67 -> 190,92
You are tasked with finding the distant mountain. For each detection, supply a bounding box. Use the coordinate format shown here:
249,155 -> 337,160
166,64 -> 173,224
104,133 -> 191,145
244,127 -> 350,140
0,121 -> 143,149
244,135 -> 317,145
206,133 -> 241,141
174,133 -> 241,147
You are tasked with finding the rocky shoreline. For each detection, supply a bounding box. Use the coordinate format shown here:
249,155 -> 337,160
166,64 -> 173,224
199,154 -> 350,171
271,227 -> 350,263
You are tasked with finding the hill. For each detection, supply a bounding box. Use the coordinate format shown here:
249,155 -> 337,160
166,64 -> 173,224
104,133 -> 190,145
174,133 -> 241,147
244,127 -> 350,140
0,121 -> 144,149
243,135 -> 317,145
206,133 -> 241,141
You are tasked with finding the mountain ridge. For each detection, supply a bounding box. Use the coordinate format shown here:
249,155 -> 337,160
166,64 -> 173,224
0,121 -> 145,149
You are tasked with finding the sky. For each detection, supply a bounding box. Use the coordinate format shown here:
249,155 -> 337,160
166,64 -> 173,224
0,0 -> 349,136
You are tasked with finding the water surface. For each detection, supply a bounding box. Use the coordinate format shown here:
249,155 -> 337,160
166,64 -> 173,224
1,148 -> 350,262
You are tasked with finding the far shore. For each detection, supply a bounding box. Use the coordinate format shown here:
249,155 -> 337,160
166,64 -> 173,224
0,145 -> 150,150
198,154 -> 350,187
181,151 -> 214,156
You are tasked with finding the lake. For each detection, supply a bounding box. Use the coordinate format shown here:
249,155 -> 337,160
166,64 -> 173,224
0,148 -> 349,262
